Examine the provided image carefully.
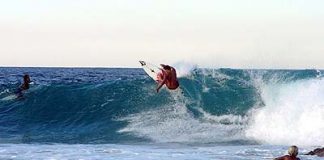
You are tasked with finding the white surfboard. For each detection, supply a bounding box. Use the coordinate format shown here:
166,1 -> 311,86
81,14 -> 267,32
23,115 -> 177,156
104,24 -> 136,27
139,61 -> 161,81
1,94 -> 18,101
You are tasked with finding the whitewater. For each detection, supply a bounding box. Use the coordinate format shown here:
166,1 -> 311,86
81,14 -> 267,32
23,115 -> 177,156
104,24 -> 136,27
0,67 -> 323,159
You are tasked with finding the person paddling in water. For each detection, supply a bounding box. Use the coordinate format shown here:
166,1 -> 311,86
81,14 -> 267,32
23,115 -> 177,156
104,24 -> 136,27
273,146 -> 300,160
156,64 -> 179,93
15,74 -> 31,97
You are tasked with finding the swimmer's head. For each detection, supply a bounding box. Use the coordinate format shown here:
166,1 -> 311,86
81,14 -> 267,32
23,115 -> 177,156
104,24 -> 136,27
288,146 -> 298,157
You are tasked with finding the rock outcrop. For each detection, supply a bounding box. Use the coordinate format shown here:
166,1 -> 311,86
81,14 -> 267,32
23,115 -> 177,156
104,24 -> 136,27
305,147 -> 324,157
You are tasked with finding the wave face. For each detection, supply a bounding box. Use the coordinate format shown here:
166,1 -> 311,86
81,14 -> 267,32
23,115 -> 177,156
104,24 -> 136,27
0,67 -> 323,146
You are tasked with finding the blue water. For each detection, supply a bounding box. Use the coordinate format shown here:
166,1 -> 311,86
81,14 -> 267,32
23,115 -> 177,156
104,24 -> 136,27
0,67 -> 323,159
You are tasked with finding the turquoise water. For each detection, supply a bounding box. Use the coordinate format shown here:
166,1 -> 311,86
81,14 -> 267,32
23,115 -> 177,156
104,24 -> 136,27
0,67 -> 323,159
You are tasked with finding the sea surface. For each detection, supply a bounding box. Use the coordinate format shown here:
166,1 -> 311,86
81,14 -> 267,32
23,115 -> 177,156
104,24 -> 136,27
0,67 -> 323,159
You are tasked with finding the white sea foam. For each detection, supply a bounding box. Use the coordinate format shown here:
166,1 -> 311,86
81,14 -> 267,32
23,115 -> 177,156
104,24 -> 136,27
246,78 -> 324,146
172,61 -> 197,77
118,89 -> 247,144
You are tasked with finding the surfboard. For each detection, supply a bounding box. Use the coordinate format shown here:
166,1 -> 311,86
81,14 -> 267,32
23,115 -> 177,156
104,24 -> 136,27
1,94 -> 18,101
139,61 -> 161,81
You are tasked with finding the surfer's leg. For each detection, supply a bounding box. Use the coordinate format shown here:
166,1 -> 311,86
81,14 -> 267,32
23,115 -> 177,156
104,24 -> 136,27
13,88 -> 23,98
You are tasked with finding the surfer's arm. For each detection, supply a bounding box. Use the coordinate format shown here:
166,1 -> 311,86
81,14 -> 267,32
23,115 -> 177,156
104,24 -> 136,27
160,64 -> 169,69
156,77 -> 166,93
160,64 -> 166,67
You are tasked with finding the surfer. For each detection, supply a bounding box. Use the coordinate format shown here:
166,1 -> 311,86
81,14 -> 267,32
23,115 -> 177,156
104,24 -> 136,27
273,146 -> 300,160
15,74 -> 31,97
156,64 -> 179,93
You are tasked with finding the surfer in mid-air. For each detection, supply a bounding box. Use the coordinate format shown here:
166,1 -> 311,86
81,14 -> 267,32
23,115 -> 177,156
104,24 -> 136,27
156,64 -> 179,93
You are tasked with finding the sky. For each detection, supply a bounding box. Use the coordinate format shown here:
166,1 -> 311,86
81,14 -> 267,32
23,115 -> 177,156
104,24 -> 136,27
0,0 -> 324,68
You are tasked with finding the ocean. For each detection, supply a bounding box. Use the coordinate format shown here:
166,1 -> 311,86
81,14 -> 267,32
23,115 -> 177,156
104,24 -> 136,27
0,67 -> 323,160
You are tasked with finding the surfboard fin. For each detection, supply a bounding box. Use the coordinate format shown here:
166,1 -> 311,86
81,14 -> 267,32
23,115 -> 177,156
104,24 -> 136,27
139,61 -> 146,66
